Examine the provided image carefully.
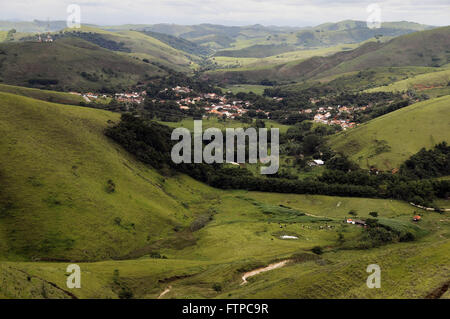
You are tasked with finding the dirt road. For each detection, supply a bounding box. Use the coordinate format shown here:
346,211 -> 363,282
241,260 -> 290,285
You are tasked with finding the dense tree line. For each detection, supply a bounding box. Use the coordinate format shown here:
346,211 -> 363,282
65,32 -> 131,52
400,142 -> 450,179
105,114 -> 448,206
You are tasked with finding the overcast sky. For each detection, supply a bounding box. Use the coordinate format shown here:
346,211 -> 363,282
1,0 -> 449,27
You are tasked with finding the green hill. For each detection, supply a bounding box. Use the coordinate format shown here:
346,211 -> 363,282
366,68 -> 450,98
0,84 -> 85,105
140,30 -> 211,56
60,27 -> 197,72
206,26 -> 450,84
104,20 -> 432,53
0,92 -> 220,261
215,44 -> 298,58
0,92 -> 448,299
329,95 -> 450,170
0,38 -> 166,91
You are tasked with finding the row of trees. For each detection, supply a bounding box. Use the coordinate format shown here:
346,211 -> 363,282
106,114 -> 449,206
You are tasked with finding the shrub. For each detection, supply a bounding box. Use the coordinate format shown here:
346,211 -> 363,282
106,179 -> 116,193
150,252 -> 163,259
212,283 -> 222,292
312,246 -> 323,255
399,232 -> 415,242
113,269 -> 120,284
118,287 -> 133,299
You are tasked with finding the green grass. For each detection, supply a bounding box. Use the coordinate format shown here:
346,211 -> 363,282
0,92 -> 220,261
0,37 -> 165,91
365,68 -> 450,94
0,92 -> 448,299
222,84 -> 269,95
329,95 -> 450,170
62,26 -> 196,73
0,84 -> 85,105
0,31 -> 7,42
205,26 -> 450,85
212,43 -> 360,70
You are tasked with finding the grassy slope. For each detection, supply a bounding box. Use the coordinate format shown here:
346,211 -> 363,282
212,43 -> 360,69
0,84 -> 85,105
329,95 -> 450,170
0,92 -> 448,299
0,92 -> 220,261
279,66 -> 439,94
0,32 -> 7,42
205,26 -> 450,84
63,27 -> 196,72
320,26 -> 450,78
366,68 -> 450,96
1,189 -> 448,299
0,38 -> 165,91
222,84 -> 269,95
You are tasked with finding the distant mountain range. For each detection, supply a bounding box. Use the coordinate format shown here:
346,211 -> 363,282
0,19 -> 435,51
0,20 -> 448,91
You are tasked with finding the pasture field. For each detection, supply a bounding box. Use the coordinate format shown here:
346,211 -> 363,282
329,95 -> 450,170
0,91 -> 448,299
212,43 -> 360,69
366,68 -> 450,95
222,84 -> 270,95
0,84 -> 85,105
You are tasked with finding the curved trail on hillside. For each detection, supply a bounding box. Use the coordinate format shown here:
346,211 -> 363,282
241,260 -> 290,285
158,285 -> 172,299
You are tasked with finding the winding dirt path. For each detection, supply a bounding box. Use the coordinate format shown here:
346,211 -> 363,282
241,260 -> 290,285
157,285 -> 172,299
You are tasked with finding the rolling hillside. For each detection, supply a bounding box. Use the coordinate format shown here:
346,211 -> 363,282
329,95 -> 450,170
366,68 -> 450,97
60,27 -> 197,72
206,26 -> 450,84
0,84 -> 85,105
0,38 -> 166,91
0,92 -> 221,261
0,91 -> 448,299
136,20 -> 432,51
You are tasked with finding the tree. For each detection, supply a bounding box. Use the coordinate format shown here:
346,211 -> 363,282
326,154 -> 358,172
312,246 -> 323,255
369,212 -> 378,218
7,29 -> 16,41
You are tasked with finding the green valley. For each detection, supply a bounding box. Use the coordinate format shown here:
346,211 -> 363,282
0,9 -> 449,304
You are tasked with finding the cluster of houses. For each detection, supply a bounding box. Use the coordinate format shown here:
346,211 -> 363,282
310,106 -> 358,130
173,89 -> 261,119
37,33 -> 53,43
304,104 -> 370,130
114,92 -> 146,104
69,91 -> 147,104
69,85 -> 370,129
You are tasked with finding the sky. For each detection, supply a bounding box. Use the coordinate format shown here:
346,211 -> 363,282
0,0 -> 449,27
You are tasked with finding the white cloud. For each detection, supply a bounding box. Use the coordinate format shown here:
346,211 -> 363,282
0,0 -> 448,26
